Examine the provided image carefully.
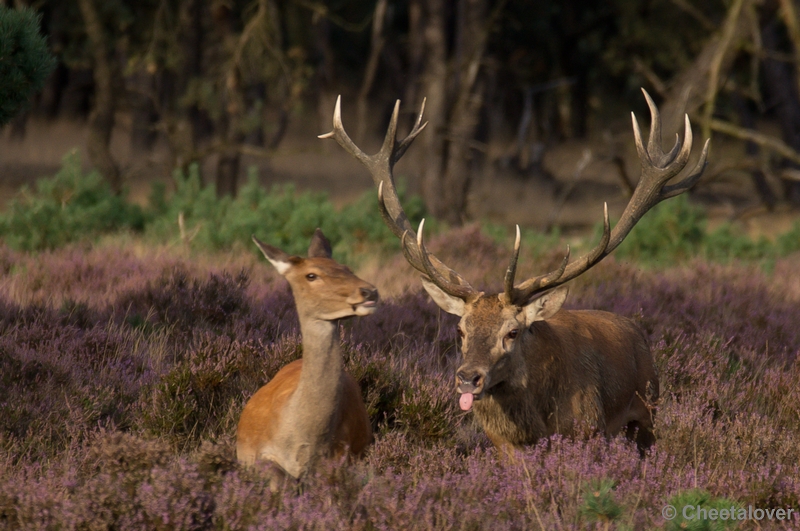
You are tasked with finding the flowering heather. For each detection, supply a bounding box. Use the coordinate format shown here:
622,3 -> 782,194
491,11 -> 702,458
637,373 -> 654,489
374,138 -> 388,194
1,236 -> 799,529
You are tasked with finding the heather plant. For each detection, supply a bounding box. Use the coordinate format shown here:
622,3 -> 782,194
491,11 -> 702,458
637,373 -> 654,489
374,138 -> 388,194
1,237 -> 800,529
0,152 -> 146,251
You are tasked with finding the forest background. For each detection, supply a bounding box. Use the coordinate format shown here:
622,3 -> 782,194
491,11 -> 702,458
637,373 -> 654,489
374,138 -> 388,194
5,0 -> 800,235
3,1 -> 800,529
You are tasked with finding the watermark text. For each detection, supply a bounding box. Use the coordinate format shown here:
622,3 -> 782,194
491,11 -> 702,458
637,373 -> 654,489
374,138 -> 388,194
662,504 -> 795,522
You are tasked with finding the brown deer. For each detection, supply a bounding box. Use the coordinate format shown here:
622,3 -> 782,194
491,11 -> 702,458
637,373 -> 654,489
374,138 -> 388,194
236,229 -> 378,477
320,89 -> 709,454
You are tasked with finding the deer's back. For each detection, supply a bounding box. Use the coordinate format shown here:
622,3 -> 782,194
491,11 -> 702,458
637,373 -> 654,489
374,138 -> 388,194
541,309 -> 657,400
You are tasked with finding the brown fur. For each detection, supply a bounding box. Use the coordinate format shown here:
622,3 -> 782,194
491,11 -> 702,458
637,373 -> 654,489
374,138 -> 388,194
236,359 -> 372,463
443,291 -> 658,454
235,230 -> 377,477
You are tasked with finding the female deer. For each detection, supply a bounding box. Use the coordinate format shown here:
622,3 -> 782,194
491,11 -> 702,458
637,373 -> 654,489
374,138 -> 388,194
236,229 -> 378,477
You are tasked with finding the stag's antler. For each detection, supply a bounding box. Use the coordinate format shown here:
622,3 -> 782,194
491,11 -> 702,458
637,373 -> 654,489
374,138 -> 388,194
320,96 -> 480,300
322,89 -> 709,305
505,88 -> 709,304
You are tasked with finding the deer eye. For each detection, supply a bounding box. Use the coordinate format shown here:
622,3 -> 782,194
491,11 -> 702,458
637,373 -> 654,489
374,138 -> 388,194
305,273 -> 318,281
506,329 -> 519,340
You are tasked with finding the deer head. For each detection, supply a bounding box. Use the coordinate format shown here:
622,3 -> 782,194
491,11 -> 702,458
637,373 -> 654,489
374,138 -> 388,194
253,228 -> 379,320
320,90 -> 708,411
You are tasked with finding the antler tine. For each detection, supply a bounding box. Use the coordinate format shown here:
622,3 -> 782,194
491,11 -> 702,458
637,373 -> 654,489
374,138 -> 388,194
503,225 -> 521,303
642,88 -> 662,162
661,138 -> 710,199
379,181 -> 471,288
410,220 -> 477,300
318,96 -> 370,166
394,98 -> 428,164
515,92 -> 707,303
377,100 -> 402,166
607,112 -> 701,251
642,88 -> 682,167
326,96 -> 476,300
513,203 -> 609,301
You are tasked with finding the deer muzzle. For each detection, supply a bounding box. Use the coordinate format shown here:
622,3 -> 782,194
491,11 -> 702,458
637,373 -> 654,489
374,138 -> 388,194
456,368 -> 487,411
349,286 -> 379,315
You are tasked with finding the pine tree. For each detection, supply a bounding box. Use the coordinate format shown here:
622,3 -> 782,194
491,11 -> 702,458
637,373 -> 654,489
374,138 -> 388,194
0,6 -> 55,126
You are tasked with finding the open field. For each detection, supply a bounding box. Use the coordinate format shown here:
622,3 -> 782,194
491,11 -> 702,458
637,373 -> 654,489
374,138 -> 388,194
1,227 -> 799,529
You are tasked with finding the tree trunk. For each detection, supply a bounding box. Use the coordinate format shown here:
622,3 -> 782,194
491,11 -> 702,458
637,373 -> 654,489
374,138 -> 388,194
762,16 -> 800,205
403,0 -> 425,120
216,147 -> 241,197
439,0 -> 490,225
77,0 -> 121,192
732,93 -> 777,209
313,14 -> 337,153
129,69 -> 157,151
214,3 -> 243,198
418,0 -> 493,226
419,0 -> 448,220
659,0 -> 752,134
356,0 -> 388,143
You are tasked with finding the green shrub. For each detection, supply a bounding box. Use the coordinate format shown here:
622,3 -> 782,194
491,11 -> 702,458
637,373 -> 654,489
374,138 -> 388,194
0,152 -> 146,251
608,194 -> 800,265
579,478 -> 624,527
614,194 -> 705,264
702,223 -> 772,263
775,219 -> 800,257
665,489 -> 741,531
147,165 -> 425,260
0,6 -> 56,125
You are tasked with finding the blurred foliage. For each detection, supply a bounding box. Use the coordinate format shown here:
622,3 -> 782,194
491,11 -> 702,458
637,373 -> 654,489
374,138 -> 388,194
610,195 -> 800,266
665,489 -> 741,531
3,154 -> 800,266
147,163 -> 425,261
0,6 -> 56,125
0,152 -> 145,251
579,478 -> 624,527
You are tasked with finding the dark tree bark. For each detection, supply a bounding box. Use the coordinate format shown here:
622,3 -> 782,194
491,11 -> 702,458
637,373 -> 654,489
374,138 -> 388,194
732,92 -> 777,209
659,0 -> 750,134
77,0 -> 121,193
761,16 -> 800,205
418,0 -> 494,226
419,0 -> 448,220
356,0 -> 388,143
129,69 -> 158,151
313,13 -> 337,152
213,3 -> 243,198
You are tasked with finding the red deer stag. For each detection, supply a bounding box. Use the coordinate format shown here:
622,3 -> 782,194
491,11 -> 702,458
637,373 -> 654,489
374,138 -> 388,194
236,229 -> 377,477
320,89 -> 708,454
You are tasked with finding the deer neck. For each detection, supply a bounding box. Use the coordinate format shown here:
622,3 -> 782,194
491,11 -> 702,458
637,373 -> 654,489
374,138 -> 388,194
281,317 -> 345,450
296,318 -> 344,400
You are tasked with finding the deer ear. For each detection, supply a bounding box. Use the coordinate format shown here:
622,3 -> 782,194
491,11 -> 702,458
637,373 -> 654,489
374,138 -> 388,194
522,285 -> 568,325
253,235 -> 294,275
308,228 -> 333,258
421,277 -> 466,316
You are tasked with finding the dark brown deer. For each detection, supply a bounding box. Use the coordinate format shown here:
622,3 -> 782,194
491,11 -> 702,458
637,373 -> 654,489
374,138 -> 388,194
320,90 -> 708,453
236,229 -> 377,477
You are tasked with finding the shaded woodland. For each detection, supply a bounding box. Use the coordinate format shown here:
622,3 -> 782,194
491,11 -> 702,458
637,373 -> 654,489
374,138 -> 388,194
6,0 -> 800,224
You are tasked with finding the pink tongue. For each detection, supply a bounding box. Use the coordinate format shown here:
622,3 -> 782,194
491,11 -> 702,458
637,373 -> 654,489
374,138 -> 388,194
459,393 -> 474,411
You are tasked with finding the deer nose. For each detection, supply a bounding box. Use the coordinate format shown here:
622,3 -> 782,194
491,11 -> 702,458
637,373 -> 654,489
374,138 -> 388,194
360,287 -> 379,302
456,369 -> 485,393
